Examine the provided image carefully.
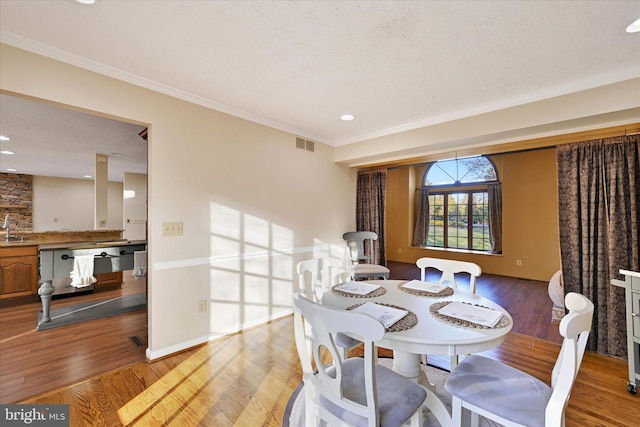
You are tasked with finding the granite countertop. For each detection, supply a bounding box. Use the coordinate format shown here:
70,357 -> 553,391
0,230 -> 131,249
38,240 -> 147,250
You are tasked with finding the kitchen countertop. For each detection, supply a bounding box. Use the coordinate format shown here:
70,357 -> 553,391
38,239 -> 147,250
0,230 -> 130,249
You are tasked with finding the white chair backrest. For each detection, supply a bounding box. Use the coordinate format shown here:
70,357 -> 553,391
546,292 -> 594,425
416,257 -> 482,294
292,293 -> 385,425
342,231 -> 378,264
296,258 -> 344,301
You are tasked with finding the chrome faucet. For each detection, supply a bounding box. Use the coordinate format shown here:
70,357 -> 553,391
3,214 -> 11,242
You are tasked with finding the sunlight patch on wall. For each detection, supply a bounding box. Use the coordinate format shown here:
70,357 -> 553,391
208,201 -> 294,332
313,237 -> 347,260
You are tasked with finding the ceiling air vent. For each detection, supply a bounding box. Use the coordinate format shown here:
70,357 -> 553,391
295,137 -> 315,152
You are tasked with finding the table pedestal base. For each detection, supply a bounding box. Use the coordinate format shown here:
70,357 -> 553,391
393,351 -> 452,427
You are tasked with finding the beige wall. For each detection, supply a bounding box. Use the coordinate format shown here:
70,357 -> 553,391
334,79 -> 640,167
33,176 -> 123,232
386,148 -> 560,281
1,44 -> 356,358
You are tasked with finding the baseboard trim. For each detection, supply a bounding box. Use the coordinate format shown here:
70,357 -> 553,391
146,309 -> 293,360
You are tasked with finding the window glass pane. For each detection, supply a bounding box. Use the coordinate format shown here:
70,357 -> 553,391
471,192 -> 490,250
447,193 -> 465,249
458,157 -> 497,183
424,156 -> 497,186
427,195 -> 444,247
425,160 -> 457,185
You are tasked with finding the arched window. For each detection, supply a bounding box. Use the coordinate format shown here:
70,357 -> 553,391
424,156 -> 497,186
415,156 -> 501,253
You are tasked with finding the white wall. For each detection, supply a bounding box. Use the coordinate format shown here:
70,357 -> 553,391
32,176 -> 123,231
0,44 -> 356,359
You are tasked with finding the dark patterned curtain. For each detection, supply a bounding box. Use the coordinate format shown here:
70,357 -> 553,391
412,188 -> 430,247
488,183 -> 502,254
356,169 -> 387,265
557,135 -> 640,357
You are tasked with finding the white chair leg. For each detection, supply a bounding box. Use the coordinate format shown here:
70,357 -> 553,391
410,410 -> 422,427
451,396 -> 463,427
470,411 -> 480,427
450,355 -> 459,370
303,384 -> 317,426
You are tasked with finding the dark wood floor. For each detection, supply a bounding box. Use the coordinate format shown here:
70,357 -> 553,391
388,260 -> 563,344
1,262 -> 638,426
0,273 -> 147,403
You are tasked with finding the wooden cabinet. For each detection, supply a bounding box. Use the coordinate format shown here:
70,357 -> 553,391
95,271 -> 123,292
0,246 -> 38,300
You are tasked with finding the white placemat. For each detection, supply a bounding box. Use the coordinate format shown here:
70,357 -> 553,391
352,301 -> 408,328
334,281 -> 381,296
437,301 -> 504,328
403,279 -> 449,293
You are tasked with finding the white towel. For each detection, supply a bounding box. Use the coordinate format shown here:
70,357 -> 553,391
132,250 -> 147,279
69,255 -> 97,288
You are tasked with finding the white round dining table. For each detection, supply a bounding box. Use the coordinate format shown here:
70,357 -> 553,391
322,279 -> 513,426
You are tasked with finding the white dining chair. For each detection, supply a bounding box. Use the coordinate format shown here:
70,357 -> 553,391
416,257 -> 483,369
292,293 -> 426,427
297,257 -> 345,301
445,292 -> 594,427
416,257 -> 482,294
343,231 -> 390,280
296,258 -> 360,359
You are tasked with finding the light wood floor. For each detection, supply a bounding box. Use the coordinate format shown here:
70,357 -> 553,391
1,263 -> 638,426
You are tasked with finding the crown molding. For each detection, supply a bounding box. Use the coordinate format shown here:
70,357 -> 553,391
0,29 -> 330,145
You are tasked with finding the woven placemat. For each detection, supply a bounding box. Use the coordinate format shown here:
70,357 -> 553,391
397,282 -> 454,297
331,284 -> 386,298
429,301 -> 511,329
346,303 -> 417,332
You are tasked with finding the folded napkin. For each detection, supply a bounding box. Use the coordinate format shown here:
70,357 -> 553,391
403,279 -> 449,293
438,301 -> 503,327
334,281 -> 381,295
69,254 -> 97,288
353,302 -> 408,328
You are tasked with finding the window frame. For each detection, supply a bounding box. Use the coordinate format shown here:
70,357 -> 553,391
419,155 -> 499,252
425,190 -> 490,251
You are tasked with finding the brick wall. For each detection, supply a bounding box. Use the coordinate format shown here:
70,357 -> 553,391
0,173 -> 33,232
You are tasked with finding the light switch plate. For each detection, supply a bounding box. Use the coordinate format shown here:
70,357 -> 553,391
163,221 -> 183,236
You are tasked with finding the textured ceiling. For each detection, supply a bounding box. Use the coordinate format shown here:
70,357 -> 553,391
0,1 -> 639,179
0,94 -> 147,182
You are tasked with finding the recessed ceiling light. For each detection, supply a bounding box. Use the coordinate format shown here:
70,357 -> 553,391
626,18 -> 640,33
7,169 -> 16,172
0,135 -> 10,141
1,150 -> 15,155
75,0 -> 96,4
340,114 -> 355,121
84,175 -> 93,178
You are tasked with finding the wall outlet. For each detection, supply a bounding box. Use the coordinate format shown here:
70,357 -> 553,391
198,299 -> 208,313
516,259 -> 522,266
162,221 -> 183,236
